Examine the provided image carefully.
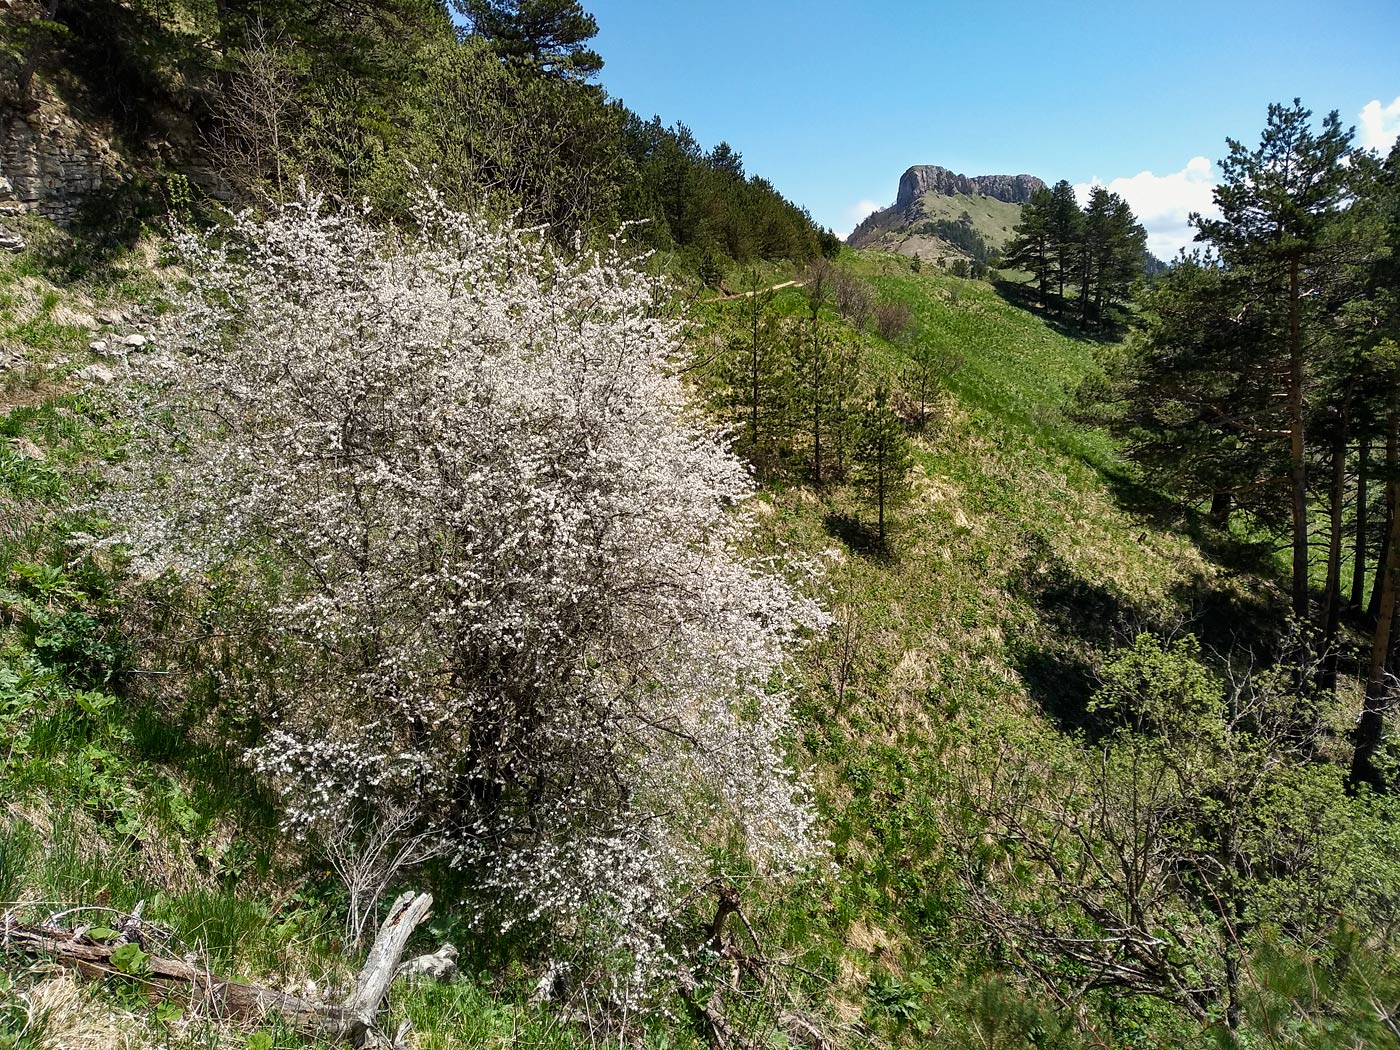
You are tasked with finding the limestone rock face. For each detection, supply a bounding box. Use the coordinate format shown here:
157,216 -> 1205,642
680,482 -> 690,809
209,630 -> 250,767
895,165 -> 1046,211
1,103 -> 126,224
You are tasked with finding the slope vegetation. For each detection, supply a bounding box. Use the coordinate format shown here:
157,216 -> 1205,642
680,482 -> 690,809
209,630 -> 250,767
0,218 -> 1362,1050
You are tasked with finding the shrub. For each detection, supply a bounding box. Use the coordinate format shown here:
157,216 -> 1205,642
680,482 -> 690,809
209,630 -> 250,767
833,270 -> 873,329
102,190 -> 827,997
873,302 -> 911,342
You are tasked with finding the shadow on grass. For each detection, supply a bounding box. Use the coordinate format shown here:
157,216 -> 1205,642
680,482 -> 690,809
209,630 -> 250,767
1094,462 -> 1290,589
1008,537 -> 1150,734
990,278 -> 1128,344
822,512 -> 895,562
23,185 -> 163,289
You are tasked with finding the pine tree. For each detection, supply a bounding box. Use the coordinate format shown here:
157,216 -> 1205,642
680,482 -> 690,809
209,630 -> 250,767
455,0 -> 603,79
1004,186 -> 1055,308
853,389 -> 913,544
1047,179 -> 1084,316
1087,251 -> 1282,532
1194,99 -> 1355,621
720,268 -> 790,474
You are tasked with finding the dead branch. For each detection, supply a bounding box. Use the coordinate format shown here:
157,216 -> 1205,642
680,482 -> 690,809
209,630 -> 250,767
1,891 -> 433,1048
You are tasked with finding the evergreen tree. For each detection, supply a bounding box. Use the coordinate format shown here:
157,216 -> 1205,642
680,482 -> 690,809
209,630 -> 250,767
1097,191 -> 1149,320
853,389 -> 913,544
1047,179 -> 1084,315
720,268 -> 790,474
1076,188 -> 1148,327
455,0 -> 604,79
1084,251 -> 1282,531
1004,186 -> 1055,307
1193,99 -> 1355,620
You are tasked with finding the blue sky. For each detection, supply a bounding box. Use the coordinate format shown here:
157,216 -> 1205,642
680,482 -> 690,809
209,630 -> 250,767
574,0 -> 1400,256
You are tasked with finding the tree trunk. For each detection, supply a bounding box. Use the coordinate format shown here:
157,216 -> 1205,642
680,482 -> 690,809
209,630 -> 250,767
1037,240 -> 1048,309
1352,410 -> 1400,789
876,458 -> 886,542
1321,413 -> 1348,691
1353,435 -> 1371,610
748,292 -> 761,448
1372,491 -> 1393,622
1287,256 -> 1310,622
1078,253 -> 1093,328
1209,489 -> 1232,530
15,0 -> 63,103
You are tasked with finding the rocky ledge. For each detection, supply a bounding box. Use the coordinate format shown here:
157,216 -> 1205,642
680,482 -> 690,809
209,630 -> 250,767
895,165 -> 1045,211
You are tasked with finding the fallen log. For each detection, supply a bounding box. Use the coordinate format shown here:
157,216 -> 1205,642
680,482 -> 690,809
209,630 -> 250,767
1,891 -> 433,1048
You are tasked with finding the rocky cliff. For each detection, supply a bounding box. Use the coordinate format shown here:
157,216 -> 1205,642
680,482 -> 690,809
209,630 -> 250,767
895,165 -> 1045,211
1,104 -> 128,224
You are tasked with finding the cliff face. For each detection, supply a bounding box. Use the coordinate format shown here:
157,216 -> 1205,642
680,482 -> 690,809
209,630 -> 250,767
895,165 -> 1045,211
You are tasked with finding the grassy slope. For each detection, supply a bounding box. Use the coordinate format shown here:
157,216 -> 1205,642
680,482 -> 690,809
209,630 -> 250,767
718,250 -> 1286,1042
849,193 -> 1023,263
0,218 -> 1285,1047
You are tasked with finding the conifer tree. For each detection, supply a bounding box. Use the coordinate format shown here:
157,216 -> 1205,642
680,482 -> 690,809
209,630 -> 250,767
1194,99 -> 1355,620
1004,186 -> 1055,308
721,268 -> 790,473
455,0 -> 603,79
1047,179 -> 1084,315
853,389 -> 913,544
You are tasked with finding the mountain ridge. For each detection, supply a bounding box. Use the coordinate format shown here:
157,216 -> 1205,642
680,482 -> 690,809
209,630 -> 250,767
846,163 -> 1044,260
895,165 -> 1046,210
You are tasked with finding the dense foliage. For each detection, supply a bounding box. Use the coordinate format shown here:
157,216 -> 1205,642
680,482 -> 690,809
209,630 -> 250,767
0,0 -> 829,272
1004,178 -> 1149,326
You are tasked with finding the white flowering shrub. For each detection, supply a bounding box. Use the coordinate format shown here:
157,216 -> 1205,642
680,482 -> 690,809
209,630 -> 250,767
103,191 -> 826,994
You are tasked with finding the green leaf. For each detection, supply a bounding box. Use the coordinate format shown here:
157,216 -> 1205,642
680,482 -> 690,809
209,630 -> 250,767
246,1034 -> 274,1050
109,942 -> 150,977
86,926 -> 120,942
74,691 -> 116,717
155,1001 -> 183,1024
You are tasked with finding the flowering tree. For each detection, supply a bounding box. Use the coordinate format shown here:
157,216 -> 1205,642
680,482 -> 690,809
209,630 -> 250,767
105,191 -> 826,993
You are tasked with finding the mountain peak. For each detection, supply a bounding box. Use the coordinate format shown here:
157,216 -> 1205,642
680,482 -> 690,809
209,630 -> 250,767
895,165 -> 1046,211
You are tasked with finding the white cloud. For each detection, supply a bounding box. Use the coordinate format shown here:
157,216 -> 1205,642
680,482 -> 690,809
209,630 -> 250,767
1360,96 -> 1400,152
835,199 -> 884,238
1074,156 -> 1218,260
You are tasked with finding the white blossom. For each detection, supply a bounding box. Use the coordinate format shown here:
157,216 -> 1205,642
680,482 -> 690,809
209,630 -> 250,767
101,190 -> 827,993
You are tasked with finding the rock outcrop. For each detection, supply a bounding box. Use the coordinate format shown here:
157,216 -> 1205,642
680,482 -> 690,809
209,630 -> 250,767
1,104 -> 126,223
895,165 -> 1045,211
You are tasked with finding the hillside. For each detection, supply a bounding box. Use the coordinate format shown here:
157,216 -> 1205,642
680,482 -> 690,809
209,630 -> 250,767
847,164 -> 1044,264
5,189 -> 1397,1046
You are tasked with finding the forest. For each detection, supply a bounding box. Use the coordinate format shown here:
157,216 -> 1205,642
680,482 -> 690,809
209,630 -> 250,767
2,1 -> 1400,1048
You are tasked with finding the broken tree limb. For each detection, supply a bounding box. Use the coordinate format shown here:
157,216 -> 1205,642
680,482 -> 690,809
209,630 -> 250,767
345,891 -> 433,1029
1,891 -> 433,1047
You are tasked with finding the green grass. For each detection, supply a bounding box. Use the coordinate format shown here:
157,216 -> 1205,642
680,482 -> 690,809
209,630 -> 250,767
849,192 -> 1024,261
695,248 -> 1297,1042
0,217 -> 1317,1049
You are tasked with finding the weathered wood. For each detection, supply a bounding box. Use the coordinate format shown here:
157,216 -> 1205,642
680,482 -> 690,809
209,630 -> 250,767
346,891 -> 433,1029
2,891 -> 433,1046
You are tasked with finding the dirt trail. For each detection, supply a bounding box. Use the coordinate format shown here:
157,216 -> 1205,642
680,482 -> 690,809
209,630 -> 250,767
710,279 -> 805,302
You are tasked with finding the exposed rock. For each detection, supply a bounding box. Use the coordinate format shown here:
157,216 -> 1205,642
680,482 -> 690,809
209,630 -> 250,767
0,228 -> 23,253
121,333 -> 148,347
1,102 -> 127,224
895,165 -> 1046,211
9,437 -> 45,460
96,308 -> 127,326
76,363 -> 116,385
